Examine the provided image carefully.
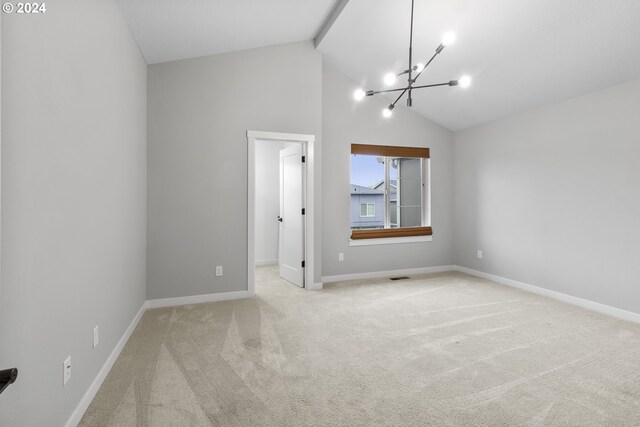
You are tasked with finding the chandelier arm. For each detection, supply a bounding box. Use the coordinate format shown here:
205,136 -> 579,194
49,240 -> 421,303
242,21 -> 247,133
410,50 -> 439,86
369,87 -> 410,95
387,50 -> 439,108
368,81 -> 453,95
392,49 -> 439,82
390,87 -> 410,109
409,82 -> 453,90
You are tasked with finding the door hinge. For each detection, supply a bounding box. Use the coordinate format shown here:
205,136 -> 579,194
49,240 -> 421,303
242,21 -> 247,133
301,261 -> 305,268
301,156 -> 306,163
301,208 -> 305,215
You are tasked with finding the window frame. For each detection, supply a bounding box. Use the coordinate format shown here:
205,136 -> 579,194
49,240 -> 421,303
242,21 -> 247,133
359,202 -> 376,218
350,144 -> 432,240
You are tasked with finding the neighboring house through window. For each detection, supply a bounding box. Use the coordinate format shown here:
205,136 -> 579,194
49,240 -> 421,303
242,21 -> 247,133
350,144 -> 432,240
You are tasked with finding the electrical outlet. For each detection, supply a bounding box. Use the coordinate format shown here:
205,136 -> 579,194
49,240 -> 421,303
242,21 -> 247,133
215,266 -> 223,277
63,356 -> 72,386
477,250 -> 483,259
93,325 -> 99,349
338,252 -> 344,262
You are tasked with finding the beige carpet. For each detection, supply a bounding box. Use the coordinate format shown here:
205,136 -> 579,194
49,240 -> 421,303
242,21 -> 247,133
80,267 -> 640,426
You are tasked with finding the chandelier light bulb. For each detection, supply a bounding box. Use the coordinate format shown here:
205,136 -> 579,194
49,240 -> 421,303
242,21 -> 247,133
382,106 -> 394,118
414,62 -> 425,73
459,75 -> 471,88
441,32 -> 456,47
383,72 -> 397,86
353,88 -> 366,101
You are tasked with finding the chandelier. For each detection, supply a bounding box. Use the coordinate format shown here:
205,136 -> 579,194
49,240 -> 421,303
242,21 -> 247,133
353,0 -> 471,117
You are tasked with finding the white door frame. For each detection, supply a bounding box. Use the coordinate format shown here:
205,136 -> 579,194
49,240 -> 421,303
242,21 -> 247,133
247,130 -> 320,295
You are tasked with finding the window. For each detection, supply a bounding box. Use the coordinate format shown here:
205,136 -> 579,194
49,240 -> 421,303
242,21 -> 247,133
350,144 -> 431,240
360,203 -> 375,217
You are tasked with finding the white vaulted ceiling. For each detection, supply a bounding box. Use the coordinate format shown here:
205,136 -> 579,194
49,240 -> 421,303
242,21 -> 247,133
116,0 -> 640,130
317,0 -> 640,130
115,0 -> 336,64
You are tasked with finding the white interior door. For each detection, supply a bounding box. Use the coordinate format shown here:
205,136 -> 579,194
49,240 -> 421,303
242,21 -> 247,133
279,145 -> 304,287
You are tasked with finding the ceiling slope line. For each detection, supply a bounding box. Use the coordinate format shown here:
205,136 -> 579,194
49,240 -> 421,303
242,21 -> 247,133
314,0 -> 350,48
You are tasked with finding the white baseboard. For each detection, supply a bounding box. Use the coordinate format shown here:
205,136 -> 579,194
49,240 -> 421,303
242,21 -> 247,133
66,289 -> 252,425
146,290 -> 252,309
454,265 -> 640,324
255,259 -> 278,267
65,302 -> 146,427
61,264 -> 640,427
307,282 -> 323,290
322,265 -> 455,284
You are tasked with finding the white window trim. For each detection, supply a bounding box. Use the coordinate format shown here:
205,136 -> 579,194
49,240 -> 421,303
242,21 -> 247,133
351,154 -> 431,241
382,156 -> 427,228
349,235 -> 433,246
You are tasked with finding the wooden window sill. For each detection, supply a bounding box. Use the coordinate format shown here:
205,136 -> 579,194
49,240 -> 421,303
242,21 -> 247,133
350,226 -> 433,240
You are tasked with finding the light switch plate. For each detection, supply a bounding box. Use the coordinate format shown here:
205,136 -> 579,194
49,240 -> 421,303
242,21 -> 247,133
63,356 -> 71,386
93,325 -> 99,349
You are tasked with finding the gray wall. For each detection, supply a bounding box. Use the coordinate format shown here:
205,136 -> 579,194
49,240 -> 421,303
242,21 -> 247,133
0,0 -> 2,301
0,0 -> 147,425
454,78 -> 640,314
254,140 -> 296,264
147,41 -> 322,299
322,63 -> 454,277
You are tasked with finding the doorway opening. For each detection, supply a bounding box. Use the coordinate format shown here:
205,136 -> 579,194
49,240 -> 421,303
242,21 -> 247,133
247,131 -> 318,296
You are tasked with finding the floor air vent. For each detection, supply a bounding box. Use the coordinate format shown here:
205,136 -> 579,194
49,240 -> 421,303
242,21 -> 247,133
390,276 -> 410,281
